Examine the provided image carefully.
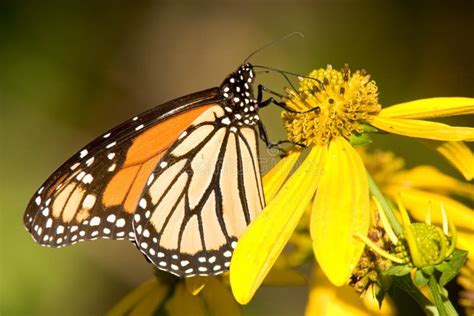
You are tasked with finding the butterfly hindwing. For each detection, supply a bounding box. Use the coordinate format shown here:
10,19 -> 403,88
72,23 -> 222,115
133,105 -> 265,276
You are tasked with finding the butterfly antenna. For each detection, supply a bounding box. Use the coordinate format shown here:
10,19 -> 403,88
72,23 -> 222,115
243,32 -> 304,64
255,69 -> 297,91
253,65 -> 325,87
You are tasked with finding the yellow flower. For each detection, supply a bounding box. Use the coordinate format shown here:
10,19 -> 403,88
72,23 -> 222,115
107,272 -> 240,316
360,149 -> 474,260
230,65 -> 474,304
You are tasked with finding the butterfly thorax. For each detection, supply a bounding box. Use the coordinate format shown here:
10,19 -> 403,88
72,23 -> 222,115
219,64 -> 260,127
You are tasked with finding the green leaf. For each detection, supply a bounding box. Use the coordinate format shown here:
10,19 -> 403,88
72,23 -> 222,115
421,266 -> 435,275
413,270 -> 429,287
349,132 -> 372,145
384,265 -> 412,276
439,249 -> 468,287
375,285 -> 386,309
378,274 -> 393,292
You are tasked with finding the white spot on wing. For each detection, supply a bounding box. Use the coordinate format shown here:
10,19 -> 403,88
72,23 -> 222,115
106,214 -> 116,223
82,174 -> 93,184
56,225 -> 65,234
90,216 -> 101,226
82,194 -> 96,209
85,157 -> 94,166
76,171 -> 86,181
116,218 -> 126,227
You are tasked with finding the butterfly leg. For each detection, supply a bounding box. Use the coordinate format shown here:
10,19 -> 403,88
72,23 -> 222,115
257,84 -> 320,114
257,84 -> 297,113
256,120 -> 291,157
256,85 -> 307,155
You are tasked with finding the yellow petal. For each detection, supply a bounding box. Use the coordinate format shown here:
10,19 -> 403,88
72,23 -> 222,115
230,145 -> 327,304
106,279 -> 165,316
185,276 -> 208,295
311,137 -> 370,286
389,165 -> 474,199
201,278 -> 241,316
379,97 -> 474,119
304,268 -> 394,316
165,283 -> 206,316
370,116 -> 474,141
429,141 -> 474,181
457,231 -> 474,260
263,149 -> 302,201
399,189 -> 474,232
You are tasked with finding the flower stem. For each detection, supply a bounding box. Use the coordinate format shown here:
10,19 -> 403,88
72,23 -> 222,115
428,275 -> 459,316
392,275 -> 435,315
367,174 -> 403,234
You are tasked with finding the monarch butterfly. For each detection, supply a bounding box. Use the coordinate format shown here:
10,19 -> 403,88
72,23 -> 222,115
23,62 -> 286,277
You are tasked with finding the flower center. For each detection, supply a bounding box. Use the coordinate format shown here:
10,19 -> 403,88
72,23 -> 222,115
282,65 -> 381,146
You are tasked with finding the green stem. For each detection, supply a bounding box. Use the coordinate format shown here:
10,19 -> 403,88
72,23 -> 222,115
393,275 -> 435,315
367,174 -> 403,234
428,275 -> 449,316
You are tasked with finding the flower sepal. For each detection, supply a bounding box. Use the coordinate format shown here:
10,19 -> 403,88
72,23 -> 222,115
435,248 -> 468,287
349,132 -> 373,145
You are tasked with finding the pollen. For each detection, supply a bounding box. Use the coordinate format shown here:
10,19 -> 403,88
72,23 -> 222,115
282,64 -> 381,146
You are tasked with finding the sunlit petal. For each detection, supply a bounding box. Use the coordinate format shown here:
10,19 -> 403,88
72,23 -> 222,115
429,141 -> 474,181
457,231 -> 474,260
263,149 -> 302,201
370,116 -> 474,142
311,137 -> 370,286
389,165 -> 474,199
379,97 -> 474,119
399,189 -> 473,232
201,278 -> 241,316
230,145 -> 327,304
106,279 -> 166,316
165,283 -> 206,316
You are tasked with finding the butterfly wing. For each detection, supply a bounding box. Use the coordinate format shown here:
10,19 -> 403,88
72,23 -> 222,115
133,105 -> 265,276
23,88 -> 220,247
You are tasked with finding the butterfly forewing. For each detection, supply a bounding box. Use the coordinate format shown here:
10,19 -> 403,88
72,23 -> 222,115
24,90 -> 219,247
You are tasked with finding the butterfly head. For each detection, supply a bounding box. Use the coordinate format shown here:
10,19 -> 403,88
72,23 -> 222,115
220,64 -> 257,109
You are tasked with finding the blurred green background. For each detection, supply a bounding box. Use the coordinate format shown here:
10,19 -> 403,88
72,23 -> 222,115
1,1 -> 473,315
